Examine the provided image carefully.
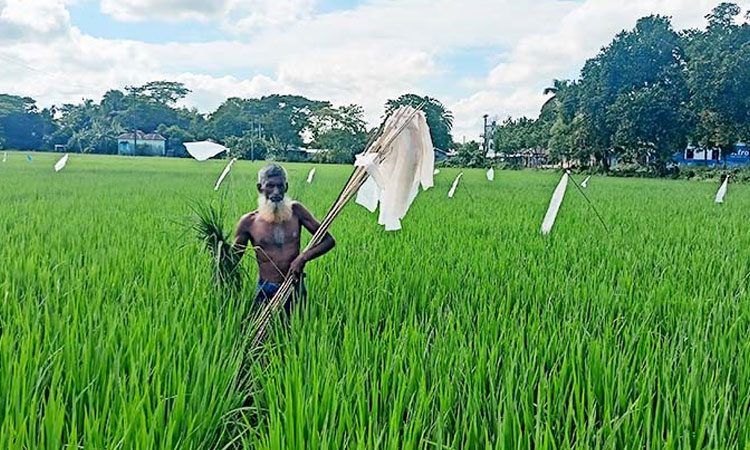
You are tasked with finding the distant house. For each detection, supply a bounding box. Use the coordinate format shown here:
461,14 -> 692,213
673,143 -> 749,167
434,147 -> 455,162
492,148 -> 550,168
118,130 -> 166,157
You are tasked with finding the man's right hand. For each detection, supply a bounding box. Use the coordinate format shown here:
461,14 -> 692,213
288,254 -> 307,279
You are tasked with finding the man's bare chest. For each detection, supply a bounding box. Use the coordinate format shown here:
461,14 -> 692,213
251,219 -> 301,249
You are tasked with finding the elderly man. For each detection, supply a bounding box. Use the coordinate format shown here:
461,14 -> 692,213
233,164 -> 335,315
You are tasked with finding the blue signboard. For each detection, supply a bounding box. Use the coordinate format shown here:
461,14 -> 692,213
674,144 -> 749,166
726,144 -> 749,166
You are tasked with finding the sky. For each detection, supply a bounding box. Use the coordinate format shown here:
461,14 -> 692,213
0,0 -> 747,140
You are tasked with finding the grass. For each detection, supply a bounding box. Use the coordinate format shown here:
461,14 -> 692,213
1,152 -> 750,449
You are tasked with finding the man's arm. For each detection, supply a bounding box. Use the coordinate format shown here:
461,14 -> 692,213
232,213 -> 254,261
288,203 -> 335,277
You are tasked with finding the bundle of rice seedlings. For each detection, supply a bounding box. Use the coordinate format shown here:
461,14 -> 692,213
191,201 -> 242,289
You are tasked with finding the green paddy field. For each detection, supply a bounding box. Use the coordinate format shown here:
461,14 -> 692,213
2,152 -> 749,449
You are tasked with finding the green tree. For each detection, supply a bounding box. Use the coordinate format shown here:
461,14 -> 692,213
209,95 -> 330,154
157,124 -> 193,156
385,94 -> 454,151
0,94 -> 52,150
139,81 -> 191,106
492,116 -> 549,157
310,104 -> 368,163
685,2 -> 750,149
208,97 -> 250,139
100,89 -> 127,118
67,116 -> 124,154
608,82 -> 690,170
445,141 -> 487,168
572,15 -> 689,170
120,82 -> 195,135
224,132 -> 270,160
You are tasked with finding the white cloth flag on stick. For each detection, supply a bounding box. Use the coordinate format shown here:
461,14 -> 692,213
581,176 -> 591,188
715,176 -> 729,204
185,141 -> 227,162
448,172 -> 464,198
307,167 -> 316,183
354,107 -> 434,231
541,172 -> 569,235
252,105 -> 433,347
54,153 -> 69,172
214,158 -> 237,191
486,167 -> 495,181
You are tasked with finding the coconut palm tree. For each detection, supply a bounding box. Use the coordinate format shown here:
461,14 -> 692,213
384,94 -> 454,150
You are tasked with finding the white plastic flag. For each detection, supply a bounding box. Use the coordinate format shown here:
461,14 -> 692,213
184,141 -> 227,161
581,176 -> 591,188
54,153 -> 69,172
307,167 -> 316,183
448,172 -> 464,198
486,167 -> 495,181
433,169 -> 440,175
715,176 -> 729,204
214,158 -> 237,191
541,172 -> 569,235
354,106 -> 434,231
2,152 -> 6,163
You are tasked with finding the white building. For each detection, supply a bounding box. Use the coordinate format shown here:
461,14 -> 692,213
118,130 -> 166,156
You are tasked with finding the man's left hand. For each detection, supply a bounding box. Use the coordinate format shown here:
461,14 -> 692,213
288,255 -> 307,279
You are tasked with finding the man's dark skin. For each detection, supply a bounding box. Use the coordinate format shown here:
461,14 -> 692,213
233,172 -> 335,286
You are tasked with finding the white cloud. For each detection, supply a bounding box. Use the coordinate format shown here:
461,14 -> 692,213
225,0 -> 315,31
0,0 -> 73,42
98,0 -> 315,28
99,0 -> 233,22
173,73 -> 287,111
274,44 -> 436,117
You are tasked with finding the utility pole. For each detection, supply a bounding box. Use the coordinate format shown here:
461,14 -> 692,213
248,122 -> 265,160
250,123 -> 263,160
482,114 -> 489,153
126,85 -> 139,154
132,89 -> 137,154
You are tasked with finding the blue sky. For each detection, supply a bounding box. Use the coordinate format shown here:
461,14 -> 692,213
0,0 -> 744,139
68,2 -> 225,43
68,0 -> 374,43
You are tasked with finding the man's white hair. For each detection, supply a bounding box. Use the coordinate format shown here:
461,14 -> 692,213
258,164 -> 287,185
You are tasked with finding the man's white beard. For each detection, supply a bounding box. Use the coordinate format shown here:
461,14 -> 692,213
257,194 -> 293,223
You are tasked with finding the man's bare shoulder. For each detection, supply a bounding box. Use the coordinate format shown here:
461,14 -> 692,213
291,201 -> 313,218
238,211 -> 258,229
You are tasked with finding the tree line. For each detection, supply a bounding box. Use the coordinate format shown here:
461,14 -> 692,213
0,80 -> 455,164
491,3 -> 750,174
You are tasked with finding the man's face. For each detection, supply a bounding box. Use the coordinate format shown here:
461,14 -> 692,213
258,175 -> 287,203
